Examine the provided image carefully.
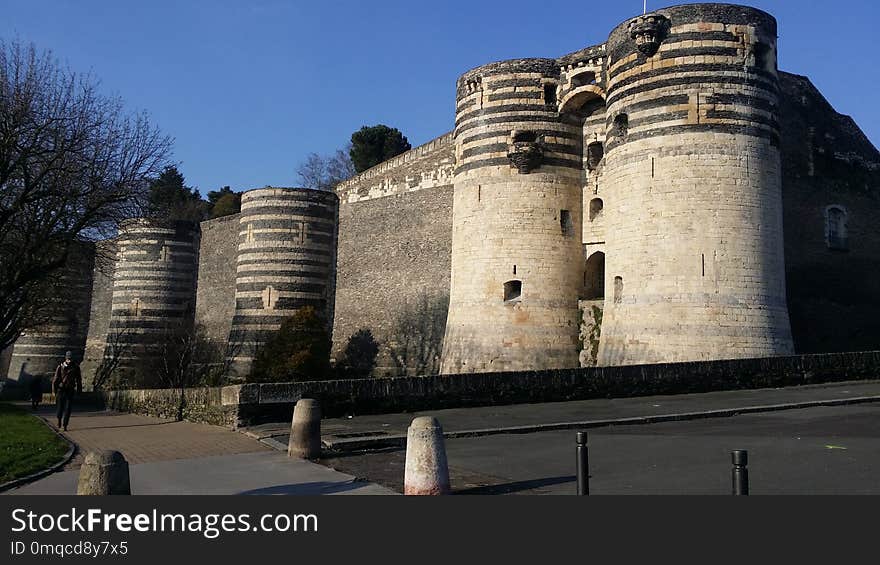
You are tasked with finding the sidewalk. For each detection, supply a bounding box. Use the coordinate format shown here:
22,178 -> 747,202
243,380 -> 880,452
35,405 -> 267,468
7,405 -> 394,495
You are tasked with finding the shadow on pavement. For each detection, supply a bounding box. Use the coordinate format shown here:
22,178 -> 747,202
455,475 -> 576,495
238,481 -> 370,495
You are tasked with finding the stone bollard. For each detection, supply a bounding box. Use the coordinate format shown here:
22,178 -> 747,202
288,398 -> 321,459
404,416 -> 450,495
76,450 -> 131,495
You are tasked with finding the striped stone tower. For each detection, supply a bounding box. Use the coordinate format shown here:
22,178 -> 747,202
440,59 -> 585,374
227,187 -> 339,376
597,4 -> 794,365
6,242 -> 95,385
105,219 -> 199,382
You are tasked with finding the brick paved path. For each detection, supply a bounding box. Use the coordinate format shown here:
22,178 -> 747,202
36,405 -> 268,469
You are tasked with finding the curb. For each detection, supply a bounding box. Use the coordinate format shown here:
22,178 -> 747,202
310,394 -> 880,453
0,413 -> 78,493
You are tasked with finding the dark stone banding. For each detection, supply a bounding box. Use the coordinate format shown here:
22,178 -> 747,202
607,73 -> 777,107
455,155 -> 582,175
461,141 -> 581,161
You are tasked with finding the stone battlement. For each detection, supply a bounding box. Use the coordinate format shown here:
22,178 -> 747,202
334,132 -> 454,204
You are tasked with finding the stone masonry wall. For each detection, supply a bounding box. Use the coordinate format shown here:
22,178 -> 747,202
194,214 -> 239,346
80,240 -> 117,389
332,133 -> 455,376
778,73 -> 880,354
332,185 -> 453,376
106,350 -> 880,427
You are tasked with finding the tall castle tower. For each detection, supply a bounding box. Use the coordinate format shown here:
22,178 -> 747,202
105,219 -> 199,381
440,59 -> 585,373
5,242 -> 94,383
597,4 -> 794,364
227,187 -> 338,376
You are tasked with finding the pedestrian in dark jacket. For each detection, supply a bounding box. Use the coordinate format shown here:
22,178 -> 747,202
29,374 -> 43,410
52,351 -> 82,431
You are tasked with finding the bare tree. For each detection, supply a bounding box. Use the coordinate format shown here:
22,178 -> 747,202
91,325 -> 132,391
0,40 -> 173,350
152,323 -> 224,420
386,290 -> 449,376
296,146 -> 355,190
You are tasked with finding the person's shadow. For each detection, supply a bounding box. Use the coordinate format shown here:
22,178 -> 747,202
238,481 -> 372,495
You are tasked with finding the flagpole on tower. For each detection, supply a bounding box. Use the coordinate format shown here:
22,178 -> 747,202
644,1 -> 647,14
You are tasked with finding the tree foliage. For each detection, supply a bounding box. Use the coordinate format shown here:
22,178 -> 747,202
337,328 -> 379,379
209,190 -> 241,218
349,125 -> 411,173
146,165 -> 207,222
0,40 -> 172,350
248,306 -> 331,383
296,147 -> 355,190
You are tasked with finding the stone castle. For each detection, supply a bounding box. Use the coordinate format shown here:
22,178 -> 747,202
4,3 -> 880,386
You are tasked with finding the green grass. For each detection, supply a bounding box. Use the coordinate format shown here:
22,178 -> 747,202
0,403 -> 70,484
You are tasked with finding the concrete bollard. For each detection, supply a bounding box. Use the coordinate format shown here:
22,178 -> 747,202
76,450 -> 131,495
404,416 -> 450,495
288,398 -> 321,459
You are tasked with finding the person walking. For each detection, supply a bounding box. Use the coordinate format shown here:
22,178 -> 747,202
52,351 -> 82,431
29,374 -> 43,410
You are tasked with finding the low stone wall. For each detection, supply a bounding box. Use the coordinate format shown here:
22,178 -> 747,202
103,386 -> 240,427
236,351 -> 880,425
100,351 -> 880,428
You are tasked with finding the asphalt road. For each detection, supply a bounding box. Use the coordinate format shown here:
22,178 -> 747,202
320,403 -> 880,494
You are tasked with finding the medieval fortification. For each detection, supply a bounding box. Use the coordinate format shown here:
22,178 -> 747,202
4,3 -> 880,386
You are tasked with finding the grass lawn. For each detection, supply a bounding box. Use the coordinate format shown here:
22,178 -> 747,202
0,403 -> 70,484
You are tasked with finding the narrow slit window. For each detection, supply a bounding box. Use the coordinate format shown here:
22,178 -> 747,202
544,83 -> 557,106
560,209 -> 573,235
613,276 -> 623,304
825,205 -> 848,250
503,280 -> 522,303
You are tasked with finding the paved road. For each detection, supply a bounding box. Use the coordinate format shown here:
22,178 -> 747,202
321,403 -> 880,494
245,380 -> 880,450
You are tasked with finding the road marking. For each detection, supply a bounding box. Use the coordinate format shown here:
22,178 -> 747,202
825,445 -> 847,450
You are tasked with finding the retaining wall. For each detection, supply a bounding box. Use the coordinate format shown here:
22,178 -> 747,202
100,350 -> 880,428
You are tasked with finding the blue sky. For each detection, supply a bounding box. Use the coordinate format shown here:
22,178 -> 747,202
3,0 -> 879,192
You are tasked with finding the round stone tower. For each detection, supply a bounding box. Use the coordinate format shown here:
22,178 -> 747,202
105,219 -> 198,381
227,187 -> 339,376
6,242 -> 94,384
440,58 -> 584,374
598,4 -> 794,365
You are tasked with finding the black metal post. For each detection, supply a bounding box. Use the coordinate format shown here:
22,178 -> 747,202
576,432 -> 589,495
731,450 -> 749,495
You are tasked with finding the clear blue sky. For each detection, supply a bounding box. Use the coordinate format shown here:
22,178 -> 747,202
3,0 -> 879,193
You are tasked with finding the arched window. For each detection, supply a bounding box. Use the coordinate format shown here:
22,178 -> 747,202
584,252 -> 605,299
825,205 -> 848,250
589,198 -> 604,222
570,70 -> 596,88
